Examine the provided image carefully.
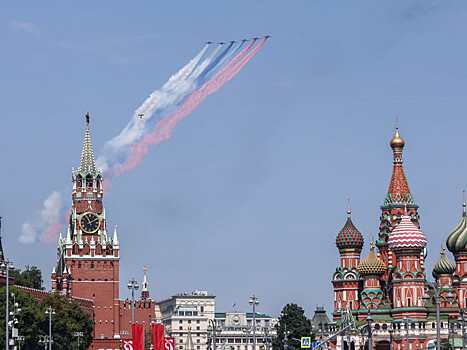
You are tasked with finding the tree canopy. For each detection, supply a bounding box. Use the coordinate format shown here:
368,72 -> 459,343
11,265 -> 44,290
272,303 -> 314,350
0,287 -> 93,349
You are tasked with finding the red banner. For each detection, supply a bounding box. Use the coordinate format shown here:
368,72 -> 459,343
132,324 -> 144,350
165,337 -> 175,350
152,324 -> 165,350
122,339 -> 134,350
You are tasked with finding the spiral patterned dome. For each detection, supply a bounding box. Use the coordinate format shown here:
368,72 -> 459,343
336,210 -> 364,250
433,246 -> 455,278
358,242 -> 386,276
388,211 -> 426,251
446,203 -> 467,253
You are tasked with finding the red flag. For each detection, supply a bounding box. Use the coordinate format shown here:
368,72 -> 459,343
152,324 -> 165,350
122,339 -> 134,350
132,324 -> 144,350
165,337 -> 175,350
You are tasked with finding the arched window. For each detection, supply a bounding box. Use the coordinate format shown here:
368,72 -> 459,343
77,175 -> 83,188
86,174 -> 93,188
96,175 -> 102,190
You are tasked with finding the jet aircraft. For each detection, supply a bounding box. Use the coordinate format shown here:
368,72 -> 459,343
264,35 -> 271,39
218,42 -> 225,45
205,41 -> 213,45
252,37 -> 260,40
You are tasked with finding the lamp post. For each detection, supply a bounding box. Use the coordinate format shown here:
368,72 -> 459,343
423,282 -> 455,350
283,322 -> 290,350
10,292 -> 20,349
127,278 -> 139,325
45,306 -> 55,350
449,318 -> 455,350
243,326 -> 251,350
366,314 -> 373,350
388,326 -> 394,350
17,335 -> 24,350
74,331 -> 83,349
38,335 -> 48,349
250,295 -> 259,350
1,258 -> 14,350
458,310 -> 466,350
207,319 -> 222,350
404,314 -> 410,350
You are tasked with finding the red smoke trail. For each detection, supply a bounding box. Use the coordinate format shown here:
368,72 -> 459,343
112,38 -> 267,178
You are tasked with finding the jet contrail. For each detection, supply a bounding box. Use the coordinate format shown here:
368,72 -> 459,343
112,38 -> 267,177
21,38 -> 268,244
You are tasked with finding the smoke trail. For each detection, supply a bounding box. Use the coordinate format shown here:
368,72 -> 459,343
98,45 -> 223,175
97,45 -> 209,173
23,38 -> 268,244
20,191 -> 64,244
112,38 -> 267,177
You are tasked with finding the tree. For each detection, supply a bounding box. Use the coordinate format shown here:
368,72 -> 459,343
0,288 -> 93,349
12,265 -> 44,290
0,286 -> 45,350
272,304 -> 314,350
40,292 -> 93,349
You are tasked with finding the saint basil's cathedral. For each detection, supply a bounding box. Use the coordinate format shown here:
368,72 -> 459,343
331,127 -> 467,350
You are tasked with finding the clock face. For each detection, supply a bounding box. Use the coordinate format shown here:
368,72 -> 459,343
80,212 -> 100,234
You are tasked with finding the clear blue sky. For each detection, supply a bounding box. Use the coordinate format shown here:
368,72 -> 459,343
2,1 -> 467,318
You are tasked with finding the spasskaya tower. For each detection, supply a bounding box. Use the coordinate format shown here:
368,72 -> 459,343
52,114 -> 121,339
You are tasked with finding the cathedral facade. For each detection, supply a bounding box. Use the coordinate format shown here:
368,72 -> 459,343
331,127 -> 465,350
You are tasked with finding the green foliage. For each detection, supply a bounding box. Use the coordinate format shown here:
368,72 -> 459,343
40,292 -> 93,349
11,265 -> 44,290
441,338 -> 451,350
0,287 -> 92,349
272,304 -> 314,350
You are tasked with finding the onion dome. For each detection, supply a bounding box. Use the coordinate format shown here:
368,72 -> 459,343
358,242 -> 386,276
433,246 -> 455,278
446,201 -> 467,253
336,209 -> 364,250
390,126 -> 405,149
388,211 -> 427,251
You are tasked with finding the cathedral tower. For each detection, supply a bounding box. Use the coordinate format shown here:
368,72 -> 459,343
51,114 -> 120,339
377,127 -> 420,281
332,208 -> 364,314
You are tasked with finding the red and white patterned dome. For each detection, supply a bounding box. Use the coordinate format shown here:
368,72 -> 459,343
388,212 -> 427,251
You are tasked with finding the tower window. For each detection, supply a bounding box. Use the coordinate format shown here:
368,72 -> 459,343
91,262 -> 94,269
77,175 -> 83,188
86,175 -> 93,188
78,262 -> 82,269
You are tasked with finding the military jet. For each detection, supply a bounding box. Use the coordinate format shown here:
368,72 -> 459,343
264,35 -> 271,39
205,41 -> 213,45
218,42 -> 225,45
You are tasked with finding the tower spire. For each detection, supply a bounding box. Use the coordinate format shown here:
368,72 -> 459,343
141,266 -> 150,300
78,113 -> 97,173
385,126 -> 414,206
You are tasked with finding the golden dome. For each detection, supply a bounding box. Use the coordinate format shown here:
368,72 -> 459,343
390,126 -> 405,149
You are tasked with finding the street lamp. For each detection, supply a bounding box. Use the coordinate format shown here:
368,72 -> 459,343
9,292 -> 20,349
16,335 -> 24,350
365,313 -> 373,350
207,319 -> 222,350
38,335 -> 49,349
1,258 -> 14,350
404,314 -> 410,350
283,322 -> 290,350
243,326 -> 252,350
249,295 -> 259,350
423,282 -> 455,350
127,278 -> 139,325
44,306 -> 55,350
74,331 -> 83,349
388,325 -> 394,350
458,311 -> 466,350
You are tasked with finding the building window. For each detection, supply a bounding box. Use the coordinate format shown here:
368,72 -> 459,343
179,311 -> 185,316
180,320 -> 183,324
188,320 -> 191,324
200,306 -> 204,313
186,311 -> 192,316
179,326 -> 183,330
78,278 -> 81,281
197,320 -> 200,324
86,175 -> 93,187
196,327 -> 200,330
78,262 -> 82,269
180,339 -> 183,343
193,311 -> 198,316
91,262 -> 94,270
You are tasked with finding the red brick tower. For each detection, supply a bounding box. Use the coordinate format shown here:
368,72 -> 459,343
332,207 -> 364,315
52,114 -> 120,339
377,126 -> 421,282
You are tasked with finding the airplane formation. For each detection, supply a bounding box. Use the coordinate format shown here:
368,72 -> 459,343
205,36 -> 271,45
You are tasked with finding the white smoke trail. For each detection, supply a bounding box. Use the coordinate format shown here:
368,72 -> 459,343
20,190 -> 63,244
97,45 -> 221,174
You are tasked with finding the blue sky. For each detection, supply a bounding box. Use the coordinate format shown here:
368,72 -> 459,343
2,1 -> 467,318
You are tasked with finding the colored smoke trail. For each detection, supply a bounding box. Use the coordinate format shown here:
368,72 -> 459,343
112,38 -> 268,177
22,38 -> 268,244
